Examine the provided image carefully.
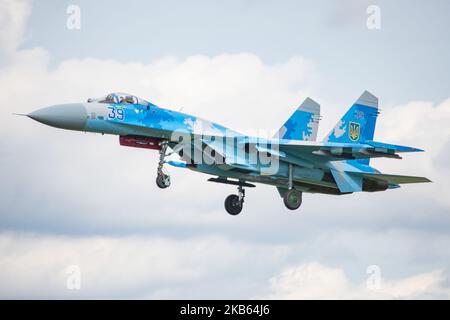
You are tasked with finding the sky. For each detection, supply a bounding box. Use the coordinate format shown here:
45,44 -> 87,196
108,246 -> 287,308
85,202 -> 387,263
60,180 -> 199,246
0,0 -> 449,299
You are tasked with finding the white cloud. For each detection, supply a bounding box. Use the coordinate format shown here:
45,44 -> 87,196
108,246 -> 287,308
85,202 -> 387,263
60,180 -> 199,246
0,0 -> 31,57
0,232 -> 290,298
372,98 -> 450,207
0,52 -> 315,136
3,232 -> 449,300
264,262 -> 450,299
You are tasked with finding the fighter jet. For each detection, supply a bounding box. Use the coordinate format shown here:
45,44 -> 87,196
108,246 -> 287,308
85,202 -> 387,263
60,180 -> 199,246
24,91 -> 430,215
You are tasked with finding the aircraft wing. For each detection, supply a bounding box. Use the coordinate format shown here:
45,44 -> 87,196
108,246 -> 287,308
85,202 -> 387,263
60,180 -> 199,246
326,170 -> 431,193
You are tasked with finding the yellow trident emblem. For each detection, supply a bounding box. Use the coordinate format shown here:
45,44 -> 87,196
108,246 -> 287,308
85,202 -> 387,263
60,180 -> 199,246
349,122 -> 360,141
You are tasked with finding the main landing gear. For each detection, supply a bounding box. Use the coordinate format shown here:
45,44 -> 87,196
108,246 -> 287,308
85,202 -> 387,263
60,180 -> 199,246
283,189 -> 302,210
283,163 -> 302,210
156,141 -> 171,189
208,178 -> 255,216
224,184 -> 245,215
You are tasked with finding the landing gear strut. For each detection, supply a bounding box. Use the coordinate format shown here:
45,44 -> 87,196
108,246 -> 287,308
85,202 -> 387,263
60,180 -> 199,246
224,184 -> 245,215
155,141 -> 171,189
283,163 -> 302,210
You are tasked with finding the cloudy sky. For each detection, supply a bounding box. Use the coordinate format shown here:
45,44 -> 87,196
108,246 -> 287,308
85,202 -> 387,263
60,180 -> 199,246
1,0 -> 450,299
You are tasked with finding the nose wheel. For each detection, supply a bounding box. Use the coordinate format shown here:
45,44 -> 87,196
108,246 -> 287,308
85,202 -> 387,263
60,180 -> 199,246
224,184 -> 245,215
155,141 -> 171,189
156,172 -> 171,189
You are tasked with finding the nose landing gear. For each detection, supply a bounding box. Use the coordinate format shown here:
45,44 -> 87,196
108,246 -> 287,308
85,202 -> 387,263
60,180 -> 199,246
155,141 -> 171,189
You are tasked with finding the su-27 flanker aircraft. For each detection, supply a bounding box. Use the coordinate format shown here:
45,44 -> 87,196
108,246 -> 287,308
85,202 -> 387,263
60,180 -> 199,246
23,90 -> 430,215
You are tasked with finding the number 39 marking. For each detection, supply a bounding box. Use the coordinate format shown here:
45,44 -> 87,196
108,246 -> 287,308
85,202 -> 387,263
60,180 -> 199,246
107,107 -> 124,120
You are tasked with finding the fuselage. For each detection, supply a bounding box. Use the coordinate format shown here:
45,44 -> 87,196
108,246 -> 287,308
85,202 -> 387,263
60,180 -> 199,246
27,96 -> 386,195
25,91 -> 430,214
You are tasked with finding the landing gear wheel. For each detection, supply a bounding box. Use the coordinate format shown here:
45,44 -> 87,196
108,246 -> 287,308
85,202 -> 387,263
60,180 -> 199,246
283,189 -> 302,210
224,194 -> 243,215
155,141 -> 171,189
156,173 -> 171,189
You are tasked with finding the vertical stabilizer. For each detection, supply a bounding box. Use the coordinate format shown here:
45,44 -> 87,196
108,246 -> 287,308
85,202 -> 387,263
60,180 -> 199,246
323,90 -> 379,144
273,97 -> 320,141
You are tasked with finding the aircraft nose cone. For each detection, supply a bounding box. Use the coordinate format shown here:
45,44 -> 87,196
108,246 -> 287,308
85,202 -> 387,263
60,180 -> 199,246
29,103 -> 87,131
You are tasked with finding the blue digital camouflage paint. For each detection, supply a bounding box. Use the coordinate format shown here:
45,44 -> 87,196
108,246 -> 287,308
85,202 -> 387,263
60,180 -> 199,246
273,97 -> 320,141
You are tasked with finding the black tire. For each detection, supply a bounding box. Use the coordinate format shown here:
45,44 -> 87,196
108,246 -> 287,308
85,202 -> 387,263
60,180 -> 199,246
283,189 -> 302,210
224,194 -> 243,215
156,174 -> 170,189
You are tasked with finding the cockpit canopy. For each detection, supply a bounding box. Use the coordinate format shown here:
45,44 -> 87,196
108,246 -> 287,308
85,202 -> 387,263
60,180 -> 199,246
88,93 -> 150,106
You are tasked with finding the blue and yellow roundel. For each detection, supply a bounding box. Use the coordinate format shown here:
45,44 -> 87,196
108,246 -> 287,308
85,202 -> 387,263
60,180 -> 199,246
349,122 -> 360,141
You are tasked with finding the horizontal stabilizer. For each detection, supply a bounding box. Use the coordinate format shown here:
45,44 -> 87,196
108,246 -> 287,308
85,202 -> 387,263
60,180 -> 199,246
362,173 -> 431,184
364,140 -> 424,153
